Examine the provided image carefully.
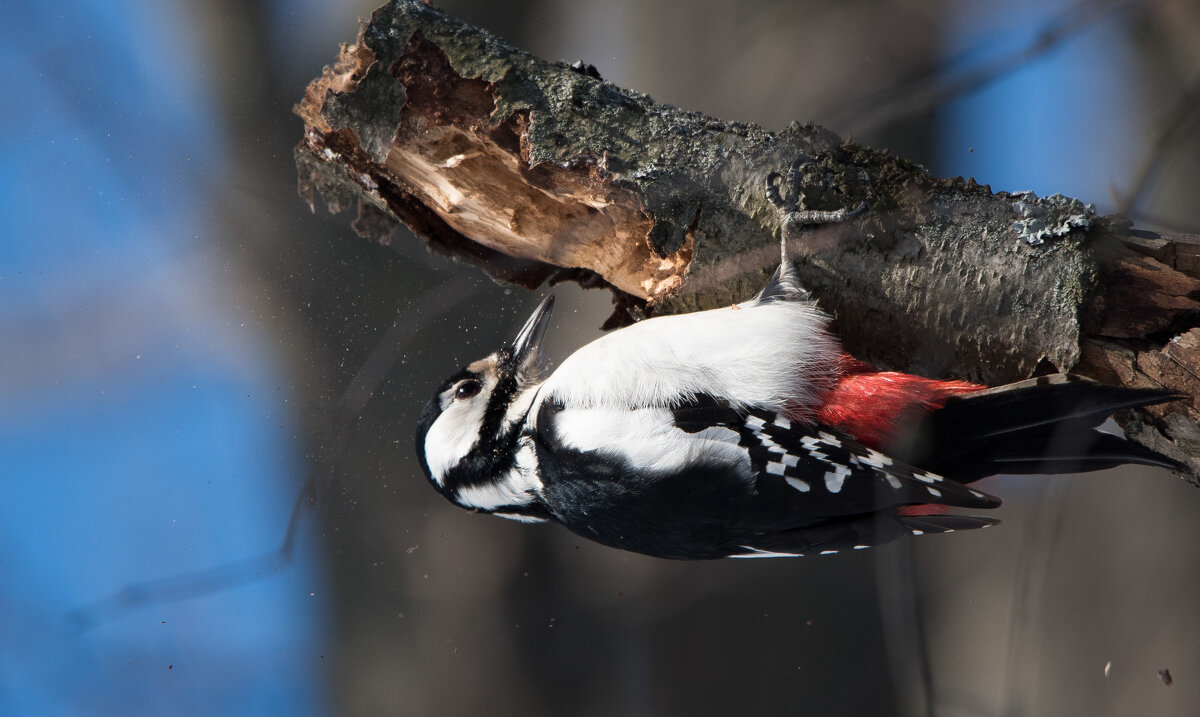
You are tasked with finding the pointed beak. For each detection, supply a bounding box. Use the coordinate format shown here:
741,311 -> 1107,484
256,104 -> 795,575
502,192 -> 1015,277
508,294 -> 555,375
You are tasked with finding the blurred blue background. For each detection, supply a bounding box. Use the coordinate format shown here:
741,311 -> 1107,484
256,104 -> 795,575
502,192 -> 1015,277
3,0 -> 1199,715
0,2 -> 330,714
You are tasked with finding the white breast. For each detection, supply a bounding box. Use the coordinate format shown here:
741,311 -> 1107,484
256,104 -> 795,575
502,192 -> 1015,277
550,405 -> 753,476
538,297 -> 839,415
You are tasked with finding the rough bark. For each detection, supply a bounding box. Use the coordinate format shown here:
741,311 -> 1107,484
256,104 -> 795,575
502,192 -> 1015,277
293,0 -> 1200,481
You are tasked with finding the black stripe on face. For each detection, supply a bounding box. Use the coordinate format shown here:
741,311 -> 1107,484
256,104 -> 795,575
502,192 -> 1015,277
438,350 -> 528,495
477,348 -> 521,449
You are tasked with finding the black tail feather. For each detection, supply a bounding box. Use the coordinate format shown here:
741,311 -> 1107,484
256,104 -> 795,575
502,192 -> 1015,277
895,375 -> 1185,482
986,430 -> 1184,472
896,514 -> 1000,534
735,513 -> 999,557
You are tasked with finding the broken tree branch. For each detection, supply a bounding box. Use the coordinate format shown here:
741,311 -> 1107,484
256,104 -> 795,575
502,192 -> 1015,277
293,0 -> 1200,480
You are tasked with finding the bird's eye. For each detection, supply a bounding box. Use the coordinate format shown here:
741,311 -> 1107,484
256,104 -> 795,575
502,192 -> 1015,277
455,380 -> 482,400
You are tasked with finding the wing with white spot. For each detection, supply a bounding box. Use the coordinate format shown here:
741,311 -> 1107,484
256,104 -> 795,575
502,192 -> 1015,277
533,395 -> 1003,560
744,407 -> 998,512
673,399 -> 1001,519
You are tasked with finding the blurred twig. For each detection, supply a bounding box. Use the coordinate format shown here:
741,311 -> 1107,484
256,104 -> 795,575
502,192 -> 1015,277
68,275 -> 479,628
998,479 -> 1072,717
877,542 -> 936,717
1125,209 -> 1200,235
829,0 -> 1131,136
1114,75 -> 1200,216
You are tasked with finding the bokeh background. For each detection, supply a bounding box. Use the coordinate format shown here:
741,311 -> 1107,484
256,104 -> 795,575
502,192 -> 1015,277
5,0 -> 1200,715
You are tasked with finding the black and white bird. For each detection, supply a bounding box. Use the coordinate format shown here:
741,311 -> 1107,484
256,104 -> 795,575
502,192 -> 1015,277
414,262 -> 1184,560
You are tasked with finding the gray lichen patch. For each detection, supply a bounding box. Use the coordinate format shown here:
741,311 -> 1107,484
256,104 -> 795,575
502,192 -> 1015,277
1010,191 -> 1096,246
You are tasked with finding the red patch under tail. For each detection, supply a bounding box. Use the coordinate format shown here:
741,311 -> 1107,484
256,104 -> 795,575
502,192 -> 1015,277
814,355 -> 982,451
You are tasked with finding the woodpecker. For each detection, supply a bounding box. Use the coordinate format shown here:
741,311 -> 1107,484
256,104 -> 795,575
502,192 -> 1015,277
414,256 -> 1184,559
416,156 -> 1184,559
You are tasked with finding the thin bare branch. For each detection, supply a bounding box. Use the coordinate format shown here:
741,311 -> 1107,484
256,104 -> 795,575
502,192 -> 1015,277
68,276 -> 480,628
829,0 -> 1130,136
1114,75 -> 1200,215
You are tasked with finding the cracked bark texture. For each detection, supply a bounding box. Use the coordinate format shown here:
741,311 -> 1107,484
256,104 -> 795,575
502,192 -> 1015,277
294,0 -> 1200,481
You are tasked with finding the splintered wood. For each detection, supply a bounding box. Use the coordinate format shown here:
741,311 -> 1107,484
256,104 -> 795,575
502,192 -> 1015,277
296,32 -> 682,302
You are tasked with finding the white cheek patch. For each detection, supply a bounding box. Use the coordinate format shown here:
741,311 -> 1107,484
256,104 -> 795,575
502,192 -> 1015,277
423,386 -> 491,486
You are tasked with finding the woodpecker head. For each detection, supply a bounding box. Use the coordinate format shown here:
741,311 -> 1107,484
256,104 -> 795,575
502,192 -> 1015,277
415,295 -> 555,517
